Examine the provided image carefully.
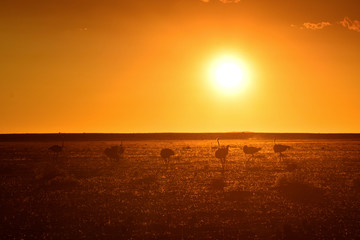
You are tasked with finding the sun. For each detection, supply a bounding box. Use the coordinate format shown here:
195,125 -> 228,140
209,55 -> 250,94
215,61 -> 243,88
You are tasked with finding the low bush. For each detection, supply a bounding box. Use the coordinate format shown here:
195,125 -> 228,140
274,173 -> 323,203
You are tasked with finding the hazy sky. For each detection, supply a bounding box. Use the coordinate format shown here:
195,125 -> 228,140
1,0 -> 360,133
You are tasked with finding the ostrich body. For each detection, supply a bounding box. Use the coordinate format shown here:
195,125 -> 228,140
104,144 -> 124,161
215,146 -> 229,159
215,138 -> 229,170
161,148 -> 174,164
48,134 -> 64,160
118,142 -> 125,155
273,139 -> 290,159
243,145 -> 261,161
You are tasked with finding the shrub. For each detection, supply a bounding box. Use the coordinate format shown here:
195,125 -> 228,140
274,173 -> 323,203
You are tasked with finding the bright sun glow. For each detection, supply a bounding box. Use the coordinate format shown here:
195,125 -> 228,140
215,62 -> 243,88
209,55 -> 250,95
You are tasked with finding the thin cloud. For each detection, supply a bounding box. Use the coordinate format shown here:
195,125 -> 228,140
303,21 -> 331,30
291,21 -> 331,30
340,17 -> 360,32
292,17 -> 360,33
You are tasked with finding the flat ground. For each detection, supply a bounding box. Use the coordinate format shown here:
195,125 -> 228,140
1,139 -> 360,239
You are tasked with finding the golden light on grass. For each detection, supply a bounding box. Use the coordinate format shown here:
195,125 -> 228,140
209,54 -> 250,95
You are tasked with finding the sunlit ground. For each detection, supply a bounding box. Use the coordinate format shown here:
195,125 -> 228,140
1,139 -> 360,239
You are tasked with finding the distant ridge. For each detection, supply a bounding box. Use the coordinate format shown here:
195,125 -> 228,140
0,132 -> 360,142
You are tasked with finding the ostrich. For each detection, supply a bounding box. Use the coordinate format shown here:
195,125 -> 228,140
48,133 -> 64,160
160,148 -> 175,164
104,144 -> 124,161
215,138 -> 229,171
273,138 -> 290,160
118,141 -> 125,156
243,145 -> 261,161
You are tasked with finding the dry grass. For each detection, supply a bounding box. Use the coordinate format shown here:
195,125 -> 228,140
0,139 -> 360,239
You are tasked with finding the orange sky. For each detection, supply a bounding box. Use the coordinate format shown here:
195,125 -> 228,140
1,0 -> 360,133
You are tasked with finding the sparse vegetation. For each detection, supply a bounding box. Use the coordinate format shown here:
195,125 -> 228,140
274,172 -> 324,203
0,139 -> 360,239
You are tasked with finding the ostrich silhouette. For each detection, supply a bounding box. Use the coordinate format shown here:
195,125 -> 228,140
273,138 -> 290,160
118,141 -> 125,156
243,145 -> 261,161
48,133 -> 64,160
215,138 -> 229,171
160,148 -> 175,164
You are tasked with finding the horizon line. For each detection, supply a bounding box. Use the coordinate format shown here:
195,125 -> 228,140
1,131 -> 360,135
